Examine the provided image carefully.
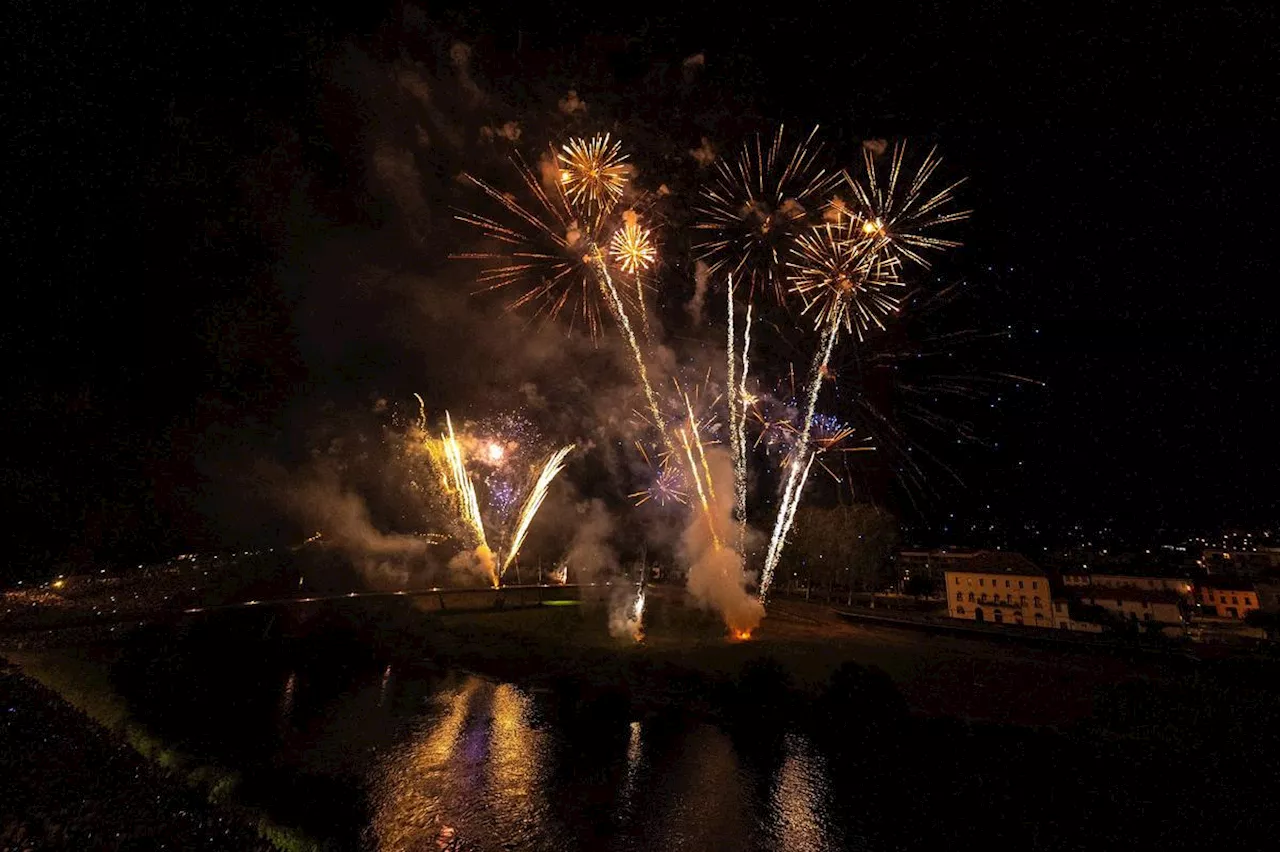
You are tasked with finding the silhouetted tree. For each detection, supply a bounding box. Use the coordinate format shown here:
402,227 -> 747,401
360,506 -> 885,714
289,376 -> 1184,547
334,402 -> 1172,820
789,504 -> 899,596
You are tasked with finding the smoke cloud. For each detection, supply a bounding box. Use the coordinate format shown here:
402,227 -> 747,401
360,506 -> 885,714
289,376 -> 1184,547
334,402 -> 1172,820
686,260 -> 711,325
277,464 -> 431,588
681,446 -> 765,633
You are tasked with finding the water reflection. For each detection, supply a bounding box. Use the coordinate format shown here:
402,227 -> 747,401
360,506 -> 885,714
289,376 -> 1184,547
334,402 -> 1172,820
371,678 -> 481,851
768,733 -> 841,852
365,675 -> 846,851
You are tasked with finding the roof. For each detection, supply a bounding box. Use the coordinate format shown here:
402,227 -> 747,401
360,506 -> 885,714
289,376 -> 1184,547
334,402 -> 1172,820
943,551 -> 1045,577
1073,588 -> 1184,605
1199,577 -> 1257,593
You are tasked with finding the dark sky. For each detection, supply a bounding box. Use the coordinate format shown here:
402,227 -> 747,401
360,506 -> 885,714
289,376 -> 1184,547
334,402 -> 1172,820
7,1 -> 1278,577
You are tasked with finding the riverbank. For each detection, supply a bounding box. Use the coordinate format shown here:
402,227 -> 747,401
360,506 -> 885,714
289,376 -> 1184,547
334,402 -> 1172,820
0,661 -> 274,850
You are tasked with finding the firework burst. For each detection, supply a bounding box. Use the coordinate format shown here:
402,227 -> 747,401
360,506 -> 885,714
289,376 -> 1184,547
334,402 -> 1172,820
838,142 -> 971,270
608,211 -> 657,275
454,140 -> 668,445
790,218 -> 905,341
453,155 -> 621,339
694,125 -> 841,304
558,133 -> 630,221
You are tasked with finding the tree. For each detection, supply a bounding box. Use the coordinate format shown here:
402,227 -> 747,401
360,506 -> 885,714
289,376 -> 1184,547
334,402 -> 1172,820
789,504 -> 900,596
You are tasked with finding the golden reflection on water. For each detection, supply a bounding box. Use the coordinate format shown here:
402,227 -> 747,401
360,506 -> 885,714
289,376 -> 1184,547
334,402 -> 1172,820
370,677 -> 481,851
369,678 -> 548,851
769,733 -> 833,852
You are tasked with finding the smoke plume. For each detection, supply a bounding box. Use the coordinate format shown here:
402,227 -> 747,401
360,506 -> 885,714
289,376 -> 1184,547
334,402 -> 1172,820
681,446 -> 765,633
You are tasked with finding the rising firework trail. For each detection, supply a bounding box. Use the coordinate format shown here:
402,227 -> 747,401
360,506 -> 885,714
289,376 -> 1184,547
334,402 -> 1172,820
759,144 -> 967,600
726,277 -> 754,551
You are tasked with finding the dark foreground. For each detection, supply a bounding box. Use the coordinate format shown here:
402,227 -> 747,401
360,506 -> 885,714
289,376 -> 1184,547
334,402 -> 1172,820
6,593 -> 1280,851
0,662 -> 272,851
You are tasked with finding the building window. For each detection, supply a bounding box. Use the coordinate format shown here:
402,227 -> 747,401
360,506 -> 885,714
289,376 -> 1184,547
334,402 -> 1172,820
1005,580 -> 1011,588
1232,597 -> 1239,605
1220,596 -> 1227,604
968,592 -> 975,603
1245,597 -> 1253,606
979,578 -> 985,587
956,592 -> 963,602
980,594 -> 988,603
1054,601 -> 1062,612
1034,597 -> 1042,609
1019,580 -> 1024,589
957,607 -> 965,615
1035,612 -> 1044,621
1032,582 -> 1039,590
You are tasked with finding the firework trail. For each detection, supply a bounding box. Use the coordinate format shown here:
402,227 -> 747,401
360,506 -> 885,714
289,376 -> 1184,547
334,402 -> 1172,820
759,143 -> 967,600
759,314 -> 839,598
726,277 -> 754,550
502,445 -> 574,576
679,425 -> 721,549
737,300 -> 753,545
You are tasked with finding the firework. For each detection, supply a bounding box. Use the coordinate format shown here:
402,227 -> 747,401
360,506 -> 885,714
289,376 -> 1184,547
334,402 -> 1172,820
453,157 -> 619,339
438,413 -> 494,584
790,218 -> 905,341
694,125 -> 841,304
502,445 -> 574,576
426,409 -> 573,586
840,142 -> 971,271
454,143 -> 668,447
558,133 -> 629,221
608,211 -> 656,275
629,441 -> 689,507
758,142 -> 968,600
759,321 -> 837,600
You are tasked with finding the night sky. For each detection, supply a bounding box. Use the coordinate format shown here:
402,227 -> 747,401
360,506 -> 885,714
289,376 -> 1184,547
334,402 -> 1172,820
8,1 -> 1279,579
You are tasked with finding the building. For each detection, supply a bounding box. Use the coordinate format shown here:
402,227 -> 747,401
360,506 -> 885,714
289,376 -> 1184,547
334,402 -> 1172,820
1200,548 -> 1280,577
1075,587 -> 1185,627
1197,579 -> 1261,620
1061,573 -> 1195,599
896,550 -> 982,595
944,551 -> 1059,628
